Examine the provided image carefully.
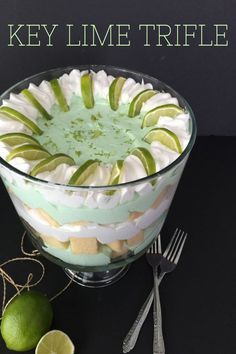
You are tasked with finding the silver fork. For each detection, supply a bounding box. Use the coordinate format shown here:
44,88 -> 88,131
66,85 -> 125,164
146,237 -> 165,354
123,228 -> 188,353
123,235 -> 163,353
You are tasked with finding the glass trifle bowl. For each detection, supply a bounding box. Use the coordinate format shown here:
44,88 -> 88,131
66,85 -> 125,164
0,65 -> 196,287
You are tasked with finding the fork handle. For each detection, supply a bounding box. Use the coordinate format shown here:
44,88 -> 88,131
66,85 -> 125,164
122,273 -> 165,353
153,267 -> 165,354
122,289 -> 154,353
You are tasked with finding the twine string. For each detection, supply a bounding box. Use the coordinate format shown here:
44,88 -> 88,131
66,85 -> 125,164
21,231 -> 40,257
0,231 -> 74,318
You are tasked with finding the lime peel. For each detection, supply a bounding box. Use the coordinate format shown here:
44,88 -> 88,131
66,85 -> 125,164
6,144 -> 51,162
109,77 -> 126,111
31,153 -> 75,177
0,106 -> 43,135
22,89 -> 52,120
131,147 -> 156,175
69,159 -> 99,185
144,127 -> 183,153
0,132 -> 40,146
128,89 -> 157,118
50,79 -> 69,112
142,104 -> 185,128
0,290 -> 53,352
107,159 -> 124,195
81,73 -> 94,109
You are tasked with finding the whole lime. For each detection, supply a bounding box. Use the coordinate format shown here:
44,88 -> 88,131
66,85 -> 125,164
0,290 -> 53,351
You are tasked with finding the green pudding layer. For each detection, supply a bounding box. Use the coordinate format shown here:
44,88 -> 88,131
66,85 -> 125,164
35,96 -> 150,165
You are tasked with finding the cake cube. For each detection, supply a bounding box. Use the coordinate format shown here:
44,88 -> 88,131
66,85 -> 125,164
70,237 -> 98,254
128,211 -> 144,221
127,230 -> 144,246
107,240 -> 125,252
111,247 -> 129,259
41,234 -> 69,249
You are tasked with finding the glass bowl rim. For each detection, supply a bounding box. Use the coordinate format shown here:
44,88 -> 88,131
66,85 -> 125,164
0,64 -> 197,191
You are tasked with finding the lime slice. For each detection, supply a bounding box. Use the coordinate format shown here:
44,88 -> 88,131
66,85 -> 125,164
109,77 -> 126,111
144,127 -> 182,153
108,160 -> 124,185
31,153 -> 75,177
22,89 -> 52,120
142,104 -> 185,128
0,290 -> 53,351
0,106 -> 43,135
69,159 -> 99,185
0,132 -> 40,146
35,330 -> 74,354
128,89 -> 156,118
131,147 -> 156,175
50,79 -> 69,112
106,160 -> 124,195
6,144 -> 51,162
81,73 -> 94,109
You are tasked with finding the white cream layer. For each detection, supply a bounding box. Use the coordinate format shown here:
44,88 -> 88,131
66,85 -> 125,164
12,188 -> 172,244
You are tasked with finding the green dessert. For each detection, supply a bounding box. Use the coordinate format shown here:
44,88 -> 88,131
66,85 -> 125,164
0,68 -> 192,269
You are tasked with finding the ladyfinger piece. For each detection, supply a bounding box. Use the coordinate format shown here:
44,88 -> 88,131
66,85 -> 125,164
70,237 -> 98,254
37,208 -> 60,227
69,220 -> 88,227
111,247 -> 129,259
41,234 -> 69,249
128,211 -> 144,221
127,230 -> 144,246
107,240 -> 125,252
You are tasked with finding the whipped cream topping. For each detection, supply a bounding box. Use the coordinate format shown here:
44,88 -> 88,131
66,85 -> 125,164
37,164 -> 77,184
28,82 -> 56,114
121,155 -> 147,183
0,69 -> 191,188
119,78 -> 153,104
92,70 -> 114,99
0,113 -> 31,135
2,93 -> 38,120
141,92 -> 178,112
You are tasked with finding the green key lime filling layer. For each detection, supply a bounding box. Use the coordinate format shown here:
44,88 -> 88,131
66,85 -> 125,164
34,96 -> 153,166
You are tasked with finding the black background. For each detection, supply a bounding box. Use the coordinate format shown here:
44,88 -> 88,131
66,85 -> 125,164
0,1 -> 236,353
0,0 -> 235,135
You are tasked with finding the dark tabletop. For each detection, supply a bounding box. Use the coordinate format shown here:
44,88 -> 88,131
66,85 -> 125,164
0,136 -> 235,354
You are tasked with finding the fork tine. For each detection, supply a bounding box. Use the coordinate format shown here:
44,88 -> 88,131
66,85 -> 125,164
166,229 -> 182,261
172,233 -> 187,264
154,239 -> 157,253
163,228 -> 179,258
157,234 -> 162,253
169,230 -> 185,262
149,243 -> 154,254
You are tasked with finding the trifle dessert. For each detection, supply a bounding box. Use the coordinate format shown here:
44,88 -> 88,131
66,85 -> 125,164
0,66 -> 196,284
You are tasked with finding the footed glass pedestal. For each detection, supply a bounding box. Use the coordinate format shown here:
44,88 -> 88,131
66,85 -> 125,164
64,266 -> 130,288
